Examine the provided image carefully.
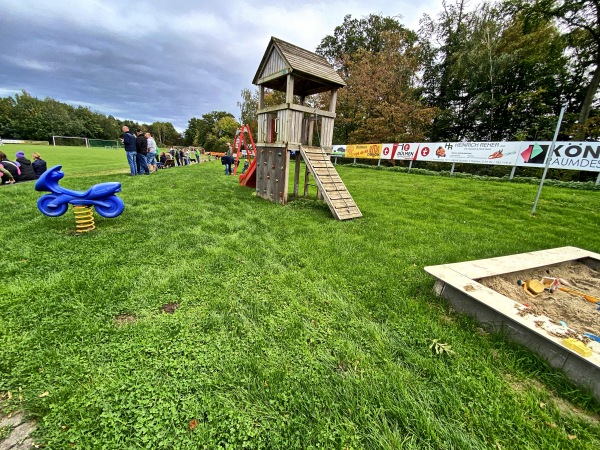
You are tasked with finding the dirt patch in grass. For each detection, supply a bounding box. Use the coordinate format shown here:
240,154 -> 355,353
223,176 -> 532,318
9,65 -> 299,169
114,314 -> 137,326
159,303 -> 180,314
505,374 -> 600,426
479,261 -> 600,337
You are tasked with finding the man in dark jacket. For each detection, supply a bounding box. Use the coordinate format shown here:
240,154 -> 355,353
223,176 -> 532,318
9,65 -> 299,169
135,129 -> 150,175
14,151 -> 37,181
122,126 -> 137,175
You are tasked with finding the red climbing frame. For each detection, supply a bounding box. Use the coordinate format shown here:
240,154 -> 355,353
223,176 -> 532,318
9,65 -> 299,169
232,124 -> 256,175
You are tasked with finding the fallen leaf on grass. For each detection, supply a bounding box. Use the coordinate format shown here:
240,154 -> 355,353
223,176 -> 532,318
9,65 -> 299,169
39,391 -> 50,398
189,419 -> 198,430
430,339 -> 455,356
539,402 -> 546,409
567,435 -> 577,440
545,422 -> 557,428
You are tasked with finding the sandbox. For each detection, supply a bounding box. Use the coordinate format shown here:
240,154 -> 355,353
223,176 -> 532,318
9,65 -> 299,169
425,247 -> 600,400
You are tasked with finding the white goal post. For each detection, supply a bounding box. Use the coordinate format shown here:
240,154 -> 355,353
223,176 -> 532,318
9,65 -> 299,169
52,136 -> 89,147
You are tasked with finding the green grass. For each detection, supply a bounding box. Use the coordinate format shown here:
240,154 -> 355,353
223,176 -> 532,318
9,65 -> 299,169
1,145 -> 600,448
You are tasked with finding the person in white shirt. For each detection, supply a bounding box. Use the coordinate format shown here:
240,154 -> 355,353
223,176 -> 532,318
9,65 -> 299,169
145,132 -> 158,173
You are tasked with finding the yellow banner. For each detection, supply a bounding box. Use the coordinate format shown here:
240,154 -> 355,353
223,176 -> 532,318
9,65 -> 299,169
345,144 -> 382,159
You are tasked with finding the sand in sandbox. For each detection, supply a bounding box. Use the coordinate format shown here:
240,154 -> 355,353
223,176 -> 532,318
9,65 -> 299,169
479,261 -> 600,337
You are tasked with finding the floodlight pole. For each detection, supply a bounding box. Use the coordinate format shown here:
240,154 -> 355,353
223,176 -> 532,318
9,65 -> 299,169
531,104 -> 567,215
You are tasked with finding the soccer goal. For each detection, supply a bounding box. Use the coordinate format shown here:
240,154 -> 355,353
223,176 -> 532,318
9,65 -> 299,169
52,136 -> 89,147
89,138 -> 120,149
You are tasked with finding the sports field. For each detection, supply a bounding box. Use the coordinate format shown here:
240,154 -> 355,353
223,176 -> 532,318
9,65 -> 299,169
1,145 -> 600,448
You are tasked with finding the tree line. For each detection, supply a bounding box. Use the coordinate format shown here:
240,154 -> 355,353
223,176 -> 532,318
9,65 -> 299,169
0,91 -> 182,147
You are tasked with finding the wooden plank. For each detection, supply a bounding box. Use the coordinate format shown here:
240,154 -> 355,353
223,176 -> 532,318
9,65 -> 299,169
336,209 -> 363,217
327,194 -> 353,201
320,181 -> 347,189
329,200 -> 355,206
313,170 -> 342,178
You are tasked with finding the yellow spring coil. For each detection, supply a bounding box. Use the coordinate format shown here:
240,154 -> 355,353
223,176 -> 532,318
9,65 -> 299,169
73,206 -> 96,232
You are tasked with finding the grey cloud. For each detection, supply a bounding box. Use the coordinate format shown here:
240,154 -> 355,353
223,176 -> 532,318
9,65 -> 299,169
0,0 -> 439,131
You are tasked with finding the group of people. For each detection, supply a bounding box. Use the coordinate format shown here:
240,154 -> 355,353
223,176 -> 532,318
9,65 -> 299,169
0,150 -> 47,185
121,126 -> 159,175
122,126 -> 206,175
167,147 -> 201,166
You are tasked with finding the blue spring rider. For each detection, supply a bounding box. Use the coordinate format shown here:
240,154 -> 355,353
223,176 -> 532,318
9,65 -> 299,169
35,165 -> 124,218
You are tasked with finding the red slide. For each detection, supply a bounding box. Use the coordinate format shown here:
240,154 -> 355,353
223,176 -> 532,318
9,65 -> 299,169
239,158 -> 257,188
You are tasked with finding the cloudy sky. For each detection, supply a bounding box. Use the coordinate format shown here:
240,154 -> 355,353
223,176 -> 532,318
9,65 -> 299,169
1,0 -> 441,132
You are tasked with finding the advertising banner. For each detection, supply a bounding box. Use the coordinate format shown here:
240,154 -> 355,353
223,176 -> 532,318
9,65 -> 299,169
345,143 -> 382,159
332,140 -> 600,172
413,142 -> 519,166
381,143 -> 418,160
331,145 -> 346,157
516,141 -> 600,172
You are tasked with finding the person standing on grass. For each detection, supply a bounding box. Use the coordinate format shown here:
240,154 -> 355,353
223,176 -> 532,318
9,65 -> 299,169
122,126 -> 137,175
195,148 -> 200,164
175,148 -> 181,166
135,129 -> 150,175
145,132 -> 157,173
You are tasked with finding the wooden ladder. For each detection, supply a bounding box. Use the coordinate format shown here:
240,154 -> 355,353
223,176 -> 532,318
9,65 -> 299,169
299,146 -> 362,220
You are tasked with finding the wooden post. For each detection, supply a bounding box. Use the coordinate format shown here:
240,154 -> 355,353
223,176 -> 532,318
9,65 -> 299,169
286,74 -> 294,104
294,150 -> 301,196
450,163 -> 455,175
329,89 -> 338,113
283,148 -> 290,204
259,86 -> 265,109
408,160 -> 413,172
509,166 -> 517,180
303,165 -> 310,196
308,118 -> 314,147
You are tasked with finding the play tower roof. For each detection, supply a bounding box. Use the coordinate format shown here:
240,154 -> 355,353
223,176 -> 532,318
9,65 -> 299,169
252,37 -> 345,96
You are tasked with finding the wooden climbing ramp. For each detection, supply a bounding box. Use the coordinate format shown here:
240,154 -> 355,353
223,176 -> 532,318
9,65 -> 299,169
300,146 -> 362,220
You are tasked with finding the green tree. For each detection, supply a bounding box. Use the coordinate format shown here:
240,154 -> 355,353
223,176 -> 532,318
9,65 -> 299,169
238,88 -> 258,136
184,111 -> 236,148
420,1 -> 575,140
317,13 -> 416,74
515,0 -> 600,138
150,121 -> 180,146
337,31 -> 436,144
317,14 -> 424,144
0,96 -> 15,138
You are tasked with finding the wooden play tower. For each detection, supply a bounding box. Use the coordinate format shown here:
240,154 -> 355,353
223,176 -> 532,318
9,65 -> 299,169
249,37 -> 362,220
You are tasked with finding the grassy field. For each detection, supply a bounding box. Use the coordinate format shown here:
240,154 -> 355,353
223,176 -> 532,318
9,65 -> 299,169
1,144 -> 600,449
